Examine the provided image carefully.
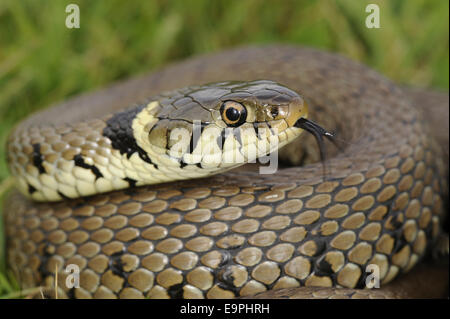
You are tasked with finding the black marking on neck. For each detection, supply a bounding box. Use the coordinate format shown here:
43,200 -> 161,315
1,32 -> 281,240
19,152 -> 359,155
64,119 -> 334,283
31,143 -> 45,174
103,104 -> 158,169
73,154 -> 103,180
123,177 -> 137,188
27,183 -> 36,194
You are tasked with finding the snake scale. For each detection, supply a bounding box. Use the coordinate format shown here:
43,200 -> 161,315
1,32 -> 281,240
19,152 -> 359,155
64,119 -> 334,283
3,45 -> 448,299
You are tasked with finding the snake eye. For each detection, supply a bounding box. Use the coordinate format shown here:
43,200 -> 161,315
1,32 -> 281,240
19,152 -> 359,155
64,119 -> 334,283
220,101 -> 247,127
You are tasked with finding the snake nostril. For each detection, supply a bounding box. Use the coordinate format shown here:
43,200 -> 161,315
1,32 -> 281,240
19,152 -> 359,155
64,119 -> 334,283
270,107 -> 279,118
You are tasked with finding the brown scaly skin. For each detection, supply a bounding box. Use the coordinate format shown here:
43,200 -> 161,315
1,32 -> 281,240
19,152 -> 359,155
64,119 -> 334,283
246,263 -> 449,299
3,46 -> 449,299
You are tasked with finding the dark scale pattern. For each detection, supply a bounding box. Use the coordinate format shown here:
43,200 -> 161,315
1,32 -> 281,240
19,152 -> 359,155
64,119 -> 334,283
28,183 -> 37,194
31,143 -> 46,174
4,143 -> 447,298
73,154 -> 103,180
103,104 -> 156,166
3,46 -> 448,299
123,177 -> 137,188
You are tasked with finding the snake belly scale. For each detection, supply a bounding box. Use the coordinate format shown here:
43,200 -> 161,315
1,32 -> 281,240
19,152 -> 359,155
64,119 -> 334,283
3,46 -> 448,299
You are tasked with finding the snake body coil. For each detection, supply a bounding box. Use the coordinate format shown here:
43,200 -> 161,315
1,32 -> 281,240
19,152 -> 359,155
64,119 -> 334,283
3,46 -> 448,298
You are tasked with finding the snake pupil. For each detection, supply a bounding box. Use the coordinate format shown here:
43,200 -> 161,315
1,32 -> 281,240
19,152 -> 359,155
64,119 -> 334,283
226,107 -> 240,121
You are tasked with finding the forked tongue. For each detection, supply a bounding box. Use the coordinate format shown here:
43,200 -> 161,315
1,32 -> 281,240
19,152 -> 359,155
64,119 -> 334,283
294,118 -> 340,179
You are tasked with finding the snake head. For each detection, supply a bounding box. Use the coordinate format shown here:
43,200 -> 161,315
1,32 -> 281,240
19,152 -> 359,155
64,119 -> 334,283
10,80 -> 310,201
135,80 -> 309,171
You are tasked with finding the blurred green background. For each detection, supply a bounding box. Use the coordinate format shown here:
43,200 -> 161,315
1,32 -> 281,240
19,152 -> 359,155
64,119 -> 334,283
0,0 -> 448,297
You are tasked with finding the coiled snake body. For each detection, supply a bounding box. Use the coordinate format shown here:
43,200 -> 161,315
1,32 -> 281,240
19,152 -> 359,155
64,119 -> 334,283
3,46 -> 448,299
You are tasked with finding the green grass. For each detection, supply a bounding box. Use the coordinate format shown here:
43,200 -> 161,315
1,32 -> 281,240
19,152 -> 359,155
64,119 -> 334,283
0,0 -> 448,298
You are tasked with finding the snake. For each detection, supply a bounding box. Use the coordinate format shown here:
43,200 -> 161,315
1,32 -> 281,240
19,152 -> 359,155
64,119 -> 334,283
2,45 -> 448,299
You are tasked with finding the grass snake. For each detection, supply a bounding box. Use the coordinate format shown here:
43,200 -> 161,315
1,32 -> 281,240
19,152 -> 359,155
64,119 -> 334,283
3,45 -> 449,299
